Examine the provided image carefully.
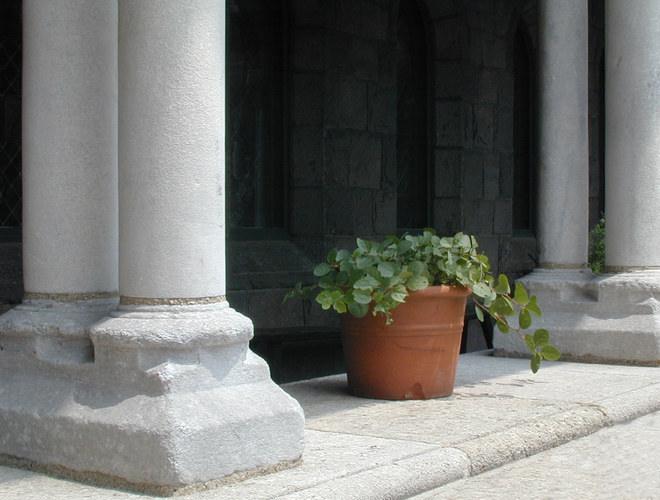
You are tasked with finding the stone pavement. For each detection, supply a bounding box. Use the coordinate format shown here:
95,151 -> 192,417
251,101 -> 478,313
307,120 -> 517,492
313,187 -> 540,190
412,410 -> 660,499
1,351 -> 658,499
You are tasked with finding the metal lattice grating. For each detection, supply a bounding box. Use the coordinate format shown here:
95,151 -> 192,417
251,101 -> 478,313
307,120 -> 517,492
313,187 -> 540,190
0,37 -> 22,228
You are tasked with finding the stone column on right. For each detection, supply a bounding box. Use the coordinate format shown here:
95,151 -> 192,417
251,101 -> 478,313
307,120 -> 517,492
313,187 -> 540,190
536,0 -> 589,269
604,1 -> 660,271
495,0 -> 659,365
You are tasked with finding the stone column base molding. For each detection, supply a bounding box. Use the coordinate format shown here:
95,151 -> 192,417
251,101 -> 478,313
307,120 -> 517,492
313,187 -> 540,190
494,269 -> 660,366
0,302 -> 305,494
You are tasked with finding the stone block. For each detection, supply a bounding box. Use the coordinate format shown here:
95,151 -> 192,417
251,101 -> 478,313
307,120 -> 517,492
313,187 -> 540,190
0,301 -> 307,493
493,106 -> 513,153
499,235 -> 538,276
435,100 -> 462,147
367,82 -> 396,134
324,129 -> 351,186
435,60 -> 464,99
326,0 -> 362,37
499,153 -> 514,197
482,32 -> 507,69
462,151 -> 484,198
325,31 -> 379,81
291,187 -> 324,236
290,0 -> 325,27
476,234 -> 500,274
498,70 -> 515,106
325,188 -> 354,235
292,126 -> 324,186
433,17 -> 462,60
374,190 -> 397,235
354,189 -> 374,235
463,199 -> 493,235
483,153 -> 500,199
381,134 -> 397,189
348,132 -> 382,189
293,74 -> 324,125
292,29 -> 324,72
462,102 -> 474,148
378,40 -> 397,81
494,199 -> 513,235
325,75 -> 368,129
434,148 -> 462,198
426,2 -> 459,19
432,197 -> 462,236
477,68 -> 500,104
497,269 -> 660,365
472,104 -> 494,151
361,0 -> 389,41
246,289 -> 305,329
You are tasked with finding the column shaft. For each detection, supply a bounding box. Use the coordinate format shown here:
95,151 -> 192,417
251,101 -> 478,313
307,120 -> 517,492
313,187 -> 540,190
536,0 -> 589,267
22,0 -> 118,296
605,1 -> 660,270
118,0 -> 225,300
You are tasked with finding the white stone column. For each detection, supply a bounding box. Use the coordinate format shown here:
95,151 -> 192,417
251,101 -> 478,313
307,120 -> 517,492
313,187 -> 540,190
0,0 -> 118,359
604,1 -> 660,271
85,0 -> 304,490
536,0 -> 589,268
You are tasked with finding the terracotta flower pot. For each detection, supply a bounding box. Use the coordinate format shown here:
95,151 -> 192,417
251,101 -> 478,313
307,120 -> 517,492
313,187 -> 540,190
340,285 -> 471,400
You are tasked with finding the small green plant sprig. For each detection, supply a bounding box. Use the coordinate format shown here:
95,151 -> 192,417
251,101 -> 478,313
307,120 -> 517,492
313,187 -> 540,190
588,215 -> 605,275
285,230 -> 560,372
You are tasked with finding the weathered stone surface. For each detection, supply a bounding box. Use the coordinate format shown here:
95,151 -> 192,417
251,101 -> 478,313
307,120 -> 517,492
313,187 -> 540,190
367,82 -> 396,134
493,199 -> 512,235
292,74 -> 324,126
433,16 -> 462,60
325,188 -> 354,235
493,105 -> 513,152
325,75 -> 368,129
432,197 -> 462,236
291,188 -> 324,236
292,28 -> 324,72
325,31 -> 379,81
434,149 -> 462,198
435,100 -> 462,147
292,126 -> 324,186
373,190 -> 396,235
462,151 -> 484,198
435,60 -> 464,99
496,269 -> 660,365
472,104 -> 494,150
463,199 -> 493,235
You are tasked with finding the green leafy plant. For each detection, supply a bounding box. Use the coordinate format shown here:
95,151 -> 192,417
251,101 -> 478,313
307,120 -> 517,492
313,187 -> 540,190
285,230 -> 560,373
588,215 -> 605,275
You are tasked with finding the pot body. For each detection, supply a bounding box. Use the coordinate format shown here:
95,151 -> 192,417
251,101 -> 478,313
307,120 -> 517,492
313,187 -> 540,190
340,286 -> 471,399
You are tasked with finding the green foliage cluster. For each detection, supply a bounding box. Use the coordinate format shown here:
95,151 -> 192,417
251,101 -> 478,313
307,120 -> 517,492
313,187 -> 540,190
588,215 -> 605,275
285,230 -> 560,372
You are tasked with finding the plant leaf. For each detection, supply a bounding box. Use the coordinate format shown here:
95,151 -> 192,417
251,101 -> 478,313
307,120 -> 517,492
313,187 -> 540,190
494,274 -> 510,294
518,309 -> 532,329
313,262 -> 332,277
541,345 -> 561,361
533,329 -> 549,347
514,282 -> 529,305
406,275 -> 429,291
348,301 -> 369,317
524,333 -> 536,352
496,319 -> 510,333
378,262 -> 395,278
531,353 -> 542,373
